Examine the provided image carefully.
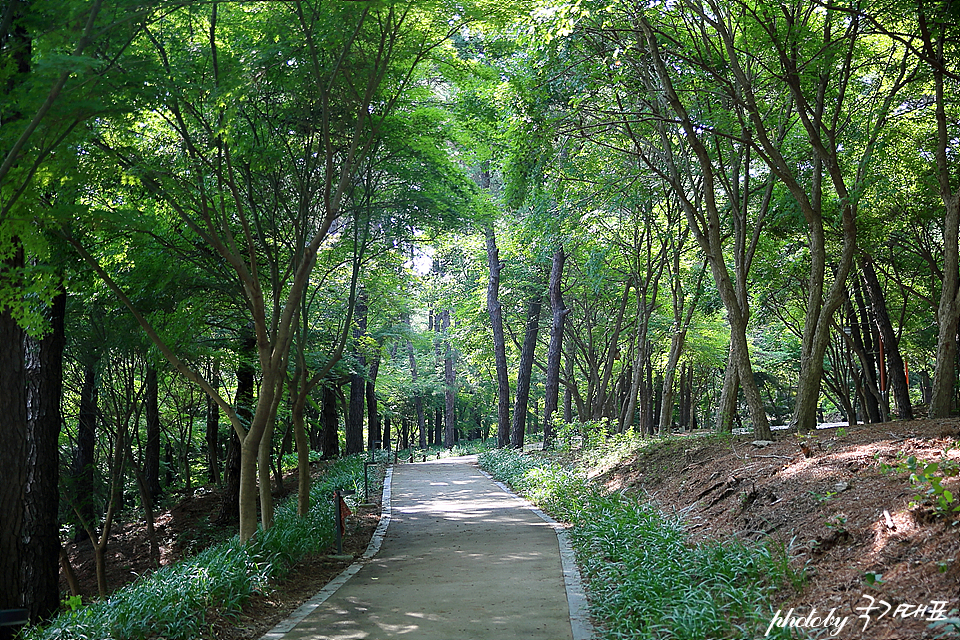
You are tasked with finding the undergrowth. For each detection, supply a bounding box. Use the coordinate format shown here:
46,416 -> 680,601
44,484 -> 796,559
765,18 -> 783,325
24,455 -> 375,640
479,447 -> 802,640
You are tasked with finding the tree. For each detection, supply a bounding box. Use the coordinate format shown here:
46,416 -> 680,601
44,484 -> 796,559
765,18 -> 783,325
485,221 -> 511,447
511,291 -> 543,448
0,248 -> 27,611
62,0 -> 476,542
542,246 -> 568,446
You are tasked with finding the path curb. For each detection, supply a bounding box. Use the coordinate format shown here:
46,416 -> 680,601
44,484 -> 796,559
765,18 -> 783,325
478,468 -> 596,640
258,466 -> 394,640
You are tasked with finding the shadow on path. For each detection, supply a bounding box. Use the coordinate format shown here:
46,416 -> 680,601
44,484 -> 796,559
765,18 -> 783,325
261,456 -> 590,640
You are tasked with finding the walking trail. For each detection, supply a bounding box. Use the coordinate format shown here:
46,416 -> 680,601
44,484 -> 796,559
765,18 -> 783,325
261,456 -> 592,640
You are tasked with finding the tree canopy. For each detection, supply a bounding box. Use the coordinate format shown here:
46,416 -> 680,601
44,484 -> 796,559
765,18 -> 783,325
2,0 -> 959,623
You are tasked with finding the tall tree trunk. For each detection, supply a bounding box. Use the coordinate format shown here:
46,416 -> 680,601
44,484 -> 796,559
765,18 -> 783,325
511,295 -> 543,449
346,291 -> 367,455
861,254 -> 913,420
22,289 -> 65,620
678,364 -> 690,429
0,247 -> 26,612
658,330 -> 686,435
217,431 -> 241,524
442,309 -> 456,448
485,224 -> 511,448
321,384 -> 340,459
383,415 -> 391,450
308,400 -> 321,452
126,450 -> 161,569
851,285 -> 883,422
927,26 -> 960,417
642,344 -> 655,435
347,374 -> 365,454
435,408 -> 442,446
145,365 -> 162,505
620,345 -> 644,433
563,346 -> 573,424
73,360 -> 98,540
543,247 -> 568,448
206,385 -> 220,485
404,312 -> 426,449
366,355 -> 381,450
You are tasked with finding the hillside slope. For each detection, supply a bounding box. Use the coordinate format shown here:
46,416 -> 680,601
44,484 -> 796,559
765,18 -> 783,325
593,420 -> 960,638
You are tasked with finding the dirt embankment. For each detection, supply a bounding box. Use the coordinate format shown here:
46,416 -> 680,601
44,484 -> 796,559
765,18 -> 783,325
595,419 -> 960,639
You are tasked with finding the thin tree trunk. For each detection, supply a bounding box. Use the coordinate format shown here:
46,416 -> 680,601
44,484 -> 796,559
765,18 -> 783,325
511,295 -> 542,449
543,247 -> 568,448
658,330 -> 685,435
442,310 -> 456,448
73,360 -> 98,540
206,375 -> 220,485
346,291 -> 367,455
861,254 -> 913,420
126,451 -> 161,569
59,546 -> 80,597
145,365 -> 162,505
485,224 -> 511,448
404,314 -> 426,449
291,393 -> 310,515
563,346 -> 573,424
851,285 -> 884,422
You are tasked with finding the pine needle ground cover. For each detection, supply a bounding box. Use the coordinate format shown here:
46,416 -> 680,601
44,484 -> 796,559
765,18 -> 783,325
25,455 -> 374,640
479,443 -> 803,640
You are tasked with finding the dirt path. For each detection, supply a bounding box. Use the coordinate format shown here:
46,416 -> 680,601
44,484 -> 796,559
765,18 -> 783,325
259,457 -> 590,640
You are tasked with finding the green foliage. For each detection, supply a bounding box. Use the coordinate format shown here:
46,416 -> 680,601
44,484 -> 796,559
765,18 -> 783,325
906,456 -> 960,519
25,455 -> 373,640
478,448 -> 803,639
929,610 -> 960,638
553,419 -> 609,452
281,449 -> 322,472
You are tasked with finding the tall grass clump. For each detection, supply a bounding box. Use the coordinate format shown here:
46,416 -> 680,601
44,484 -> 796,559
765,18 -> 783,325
479,448 -> 801,640
25,455 -> 371,640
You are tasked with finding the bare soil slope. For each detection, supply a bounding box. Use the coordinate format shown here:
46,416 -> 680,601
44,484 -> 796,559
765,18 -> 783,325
596,419 -> 960,639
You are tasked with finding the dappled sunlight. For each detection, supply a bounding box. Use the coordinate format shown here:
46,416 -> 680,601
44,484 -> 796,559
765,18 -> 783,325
278,458 -> 576,640
868,509 -> 920,557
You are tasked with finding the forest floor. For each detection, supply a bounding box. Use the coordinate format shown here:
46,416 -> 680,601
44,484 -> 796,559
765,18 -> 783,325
591,417 -> 960,638
60,420 -> 960,639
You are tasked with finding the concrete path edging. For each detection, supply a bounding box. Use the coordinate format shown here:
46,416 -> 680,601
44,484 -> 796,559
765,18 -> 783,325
478,468 -> 595,640
258,466 -> 395,640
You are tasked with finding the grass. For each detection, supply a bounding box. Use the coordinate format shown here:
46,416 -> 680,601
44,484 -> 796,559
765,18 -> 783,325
25,454 -> 376,640
478,447 -> 803,640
